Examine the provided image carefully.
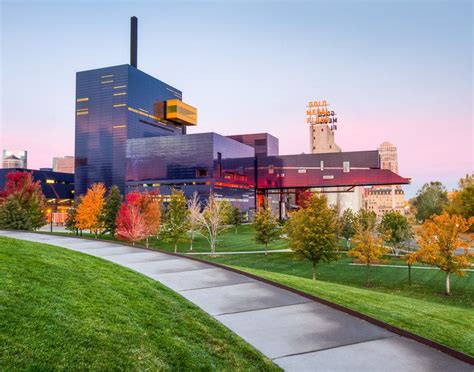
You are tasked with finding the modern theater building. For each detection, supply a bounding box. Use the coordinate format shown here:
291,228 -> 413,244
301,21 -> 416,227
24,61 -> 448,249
74,17 -> 410,219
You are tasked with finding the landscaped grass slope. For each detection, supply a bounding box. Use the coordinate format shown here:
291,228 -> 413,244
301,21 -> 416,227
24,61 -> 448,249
203,255 -> 474,356
0,237 -> 278,370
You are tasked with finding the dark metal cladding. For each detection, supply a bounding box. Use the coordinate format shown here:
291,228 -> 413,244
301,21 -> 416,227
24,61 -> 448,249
130,16 -> 138,68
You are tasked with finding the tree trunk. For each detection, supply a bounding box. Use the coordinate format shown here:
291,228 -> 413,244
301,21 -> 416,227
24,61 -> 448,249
366,264 -> 370,287
312,261 -> 316,280
190,232 -> 194,251
211,241 -> 216,257
174,243 -> 178,253
235,226 -> 238,234
408,263 -> 412,286
265,243 -> 268,256
445,272 -> 451,295
146,237 -> 149,248
132,241 -> 135,246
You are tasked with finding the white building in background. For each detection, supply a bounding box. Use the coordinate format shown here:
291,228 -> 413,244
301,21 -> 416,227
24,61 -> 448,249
53,156 -> 75,174
2,150 -> 27,169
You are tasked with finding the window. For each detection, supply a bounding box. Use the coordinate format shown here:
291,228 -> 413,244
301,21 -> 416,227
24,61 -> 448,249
268,165 -> 274,174
343,161 -> 350,173
196,169 -> 208,177
320,160 -> 324,170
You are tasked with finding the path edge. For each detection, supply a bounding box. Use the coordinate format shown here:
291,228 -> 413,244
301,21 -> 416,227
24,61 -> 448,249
5,230 -> 474,365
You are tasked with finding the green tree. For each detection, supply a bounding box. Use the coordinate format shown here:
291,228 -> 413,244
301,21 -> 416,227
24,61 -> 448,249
413,181 -> 448,222
102,185 -> 122,235
161,189 -> 189,253
0,196 -> 32,230
445,175 -> 474,231
228,205 -> 244,234
356,209 -> 377,231
254,206 -> 280,256
65,197 -> 81,235
285,194 -> 339,280
379,211 -> 413,256
339,209 -> 357,249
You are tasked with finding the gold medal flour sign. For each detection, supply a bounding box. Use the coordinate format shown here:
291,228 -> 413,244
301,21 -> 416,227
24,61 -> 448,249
307,100 -> 338,130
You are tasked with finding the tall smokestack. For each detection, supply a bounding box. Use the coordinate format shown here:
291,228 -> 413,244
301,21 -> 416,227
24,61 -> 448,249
130,16 -> 138,68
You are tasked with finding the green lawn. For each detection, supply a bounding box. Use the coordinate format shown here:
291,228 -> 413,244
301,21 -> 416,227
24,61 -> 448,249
202,254 -> 474,356
0,236 -> 278,370
53,224 -> 289,253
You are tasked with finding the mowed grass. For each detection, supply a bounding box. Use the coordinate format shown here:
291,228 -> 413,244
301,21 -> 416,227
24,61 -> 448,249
54,224 -> 289,253
0,236 -> 278,370
202,254 -> 474,356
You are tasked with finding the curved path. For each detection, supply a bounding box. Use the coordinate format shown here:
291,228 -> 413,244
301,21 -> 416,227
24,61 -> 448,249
1,230 -> 471,372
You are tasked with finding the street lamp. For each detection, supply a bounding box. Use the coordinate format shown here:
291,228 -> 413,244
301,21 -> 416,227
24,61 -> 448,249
47,209 -> 53,232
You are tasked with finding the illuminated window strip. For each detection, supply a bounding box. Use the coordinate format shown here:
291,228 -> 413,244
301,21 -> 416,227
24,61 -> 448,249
76,111 -> 89,116
114,85 -> 127,89
76,108 -> 88,112
101,80 -> 113,84
113,92 -> 127,96
138,108 -> 149,113
76,97 -> 89,102
101,74 -> 114,78
127,106 -> 159,121
112,125 -> 126,129
113,103 -> 126,107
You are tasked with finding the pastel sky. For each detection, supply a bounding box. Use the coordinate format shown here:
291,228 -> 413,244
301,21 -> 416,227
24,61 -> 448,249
1,0 -> 472,197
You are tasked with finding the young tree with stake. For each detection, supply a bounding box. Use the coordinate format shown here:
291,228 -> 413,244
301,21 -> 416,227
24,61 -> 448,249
254,206 -> 280,256
75,183 -> 106,238
187,192 -> 201,251
161,189 -> 189,253
348,212 -> 388,287
285,193 -> 339,280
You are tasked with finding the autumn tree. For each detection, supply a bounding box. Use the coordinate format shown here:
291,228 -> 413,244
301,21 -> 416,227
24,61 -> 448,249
102,185 -> 122,235
254,206 -> 280,256
138,192 -> 161,248
339,209 -> 357,249
413,181 -> 448,222
348,214 -> 388,287
195,194 -> 230,256
0,171 -> 46,230
187,192 -> 201,251
415,213 -> 473,295
115,204 -> 147,245
75,183 -> 106,238
285,193 -> 339,280
161,189 -> 189,253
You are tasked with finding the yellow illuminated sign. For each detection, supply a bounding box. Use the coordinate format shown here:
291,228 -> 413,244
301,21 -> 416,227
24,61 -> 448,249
307,100 -> 338,128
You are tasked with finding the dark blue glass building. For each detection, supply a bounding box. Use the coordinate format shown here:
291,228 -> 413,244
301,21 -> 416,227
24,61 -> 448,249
75,64 -> 185,196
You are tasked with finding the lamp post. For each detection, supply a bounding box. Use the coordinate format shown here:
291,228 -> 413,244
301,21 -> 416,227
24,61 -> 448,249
48,209 -> 53,232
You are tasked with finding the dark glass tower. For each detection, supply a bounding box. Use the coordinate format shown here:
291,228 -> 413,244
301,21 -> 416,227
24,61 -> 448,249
74,64 -> 183,195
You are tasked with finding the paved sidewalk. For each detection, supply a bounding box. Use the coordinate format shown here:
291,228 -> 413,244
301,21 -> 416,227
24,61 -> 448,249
1,231 -> 471,372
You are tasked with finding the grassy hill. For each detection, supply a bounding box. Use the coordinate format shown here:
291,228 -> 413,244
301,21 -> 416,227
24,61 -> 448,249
0,236 -> 278,370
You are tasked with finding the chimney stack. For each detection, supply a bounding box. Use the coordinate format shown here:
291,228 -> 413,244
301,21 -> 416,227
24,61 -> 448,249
130,16 -> 138,68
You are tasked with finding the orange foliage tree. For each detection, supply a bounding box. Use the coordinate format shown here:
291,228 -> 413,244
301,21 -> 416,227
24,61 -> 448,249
415,213 -> 473,295
75,183 -> 106,237
348,216 -> 389,287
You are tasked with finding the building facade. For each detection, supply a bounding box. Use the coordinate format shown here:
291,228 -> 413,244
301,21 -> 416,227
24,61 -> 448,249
74,64 -> 194,196
2,150 -> 27,169
53,156 -> 75,174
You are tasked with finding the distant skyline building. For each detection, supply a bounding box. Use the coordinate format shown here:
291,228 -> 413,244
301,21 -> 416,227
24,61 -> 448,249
2,150 -> 27,169
363,141 -> 406,217
53,156 -> 75,174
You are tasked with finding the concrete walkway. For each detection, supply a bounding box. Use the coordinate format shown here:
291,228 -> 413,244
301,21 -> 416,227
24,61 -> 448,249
1,230 -> 471,372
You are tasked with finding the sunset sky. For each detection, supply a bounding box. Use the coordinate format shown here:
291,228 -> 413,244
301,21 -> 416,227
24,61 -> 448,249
1,0 -> 472,197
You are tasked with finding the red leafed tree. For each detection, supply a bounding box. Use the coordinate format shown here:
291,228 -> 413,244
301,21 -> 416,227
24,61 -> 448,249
0,171 -> 46,229
121,191 -> 161,247
115,204 -> 147,245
